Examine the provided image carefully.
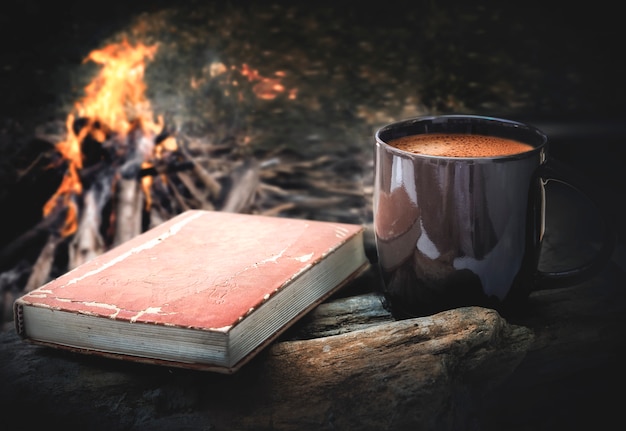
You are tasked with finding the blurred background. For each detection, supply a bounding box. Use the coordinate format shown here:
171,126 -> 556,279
1,0 -> 624,296
3,1 -> 624,118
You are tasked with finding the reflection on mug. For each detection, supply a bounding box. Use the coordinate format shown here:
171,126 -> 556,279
374,115 -> 614,319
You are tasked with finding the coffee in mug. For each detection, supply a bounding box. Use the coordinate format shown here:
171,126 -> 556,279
388,133 -> 533,158
373,115 -> 614,319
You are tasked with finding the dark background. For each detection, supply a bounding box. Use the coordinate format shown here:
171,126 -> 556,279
2,0 -> 624,248
2,0 -> 625,120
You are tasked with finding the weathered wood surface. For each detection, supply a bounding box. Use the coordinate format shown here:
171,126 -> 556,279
263,301 -> 533,431
0,282 -> 535,431
2,245 -> 625,431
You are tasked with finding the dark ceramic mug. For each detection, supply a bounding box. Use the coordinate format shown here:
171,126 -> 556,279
373,115 -> 615,319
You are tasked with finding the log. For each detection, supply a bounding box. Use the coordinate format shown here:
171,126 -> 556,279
260,305 -> 533,431
221,160 -> 260,213
23,233 -> 63,292
0,290 -> 534,431
68,186 -> 105,269
113,177 -> 143,246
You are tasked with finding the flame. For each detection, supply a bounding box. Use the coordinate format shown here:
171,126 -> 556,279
79,39 -> 160,136
45,37 -> 296,239
44,38 -> 173,237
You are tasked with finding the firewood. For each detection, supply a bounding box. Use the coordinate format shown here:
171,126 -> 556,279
287,195 -> 346,209
174,171 -> 215,210
179,144 -> 222,198
137,160 -> 194,177
257,182 -> 290,196
68,187 -> 105,269
260,202 -> 297,216
167,175 -> 193,212
221,160 -> 260,212
307,180 -> 366,197
113,177 -> 143,246
23,234 -> 63,292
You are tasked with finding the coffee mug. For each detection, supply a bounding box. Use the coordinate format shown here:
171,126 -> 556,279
373,115 -> 615,319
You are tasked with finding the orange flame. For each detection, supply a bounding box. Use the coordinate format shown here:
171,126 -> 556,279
44,38 -> 172,237
79,38 -> 160,136
45,39 -> 295,239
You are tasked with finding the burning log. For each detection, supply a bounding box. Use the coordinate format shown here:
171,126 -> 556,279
113,177 -> 143,246
69,186 -> 106,268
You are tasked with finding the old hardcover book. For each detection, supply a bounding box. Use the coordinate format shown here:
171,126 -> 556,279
14,210 -> 369,373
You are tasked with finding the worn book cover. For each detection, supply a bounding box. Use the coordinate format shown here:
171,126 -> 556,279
14,210 -> 369,373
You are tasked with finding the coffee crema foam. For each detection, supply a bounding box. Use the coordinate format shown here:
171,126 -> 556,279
388,133 -> 534,158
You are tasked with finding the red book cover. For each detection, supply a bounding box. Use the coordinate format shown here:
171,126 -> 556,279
14,210 -> 368,372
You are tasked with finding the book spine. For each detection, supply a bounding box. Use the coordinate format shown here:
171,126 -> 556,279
13,301 -> 25,337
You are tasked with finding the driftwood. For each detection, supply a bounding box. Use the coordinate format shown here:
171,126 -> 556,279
0,287 -> 534,431
260,302 -> 533,431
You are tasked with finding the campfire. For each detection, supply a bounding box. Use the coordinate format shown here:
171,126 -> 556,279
0,33 -> 368,323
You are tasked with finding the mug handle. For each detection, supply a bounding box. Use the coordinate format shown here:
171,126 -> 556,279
535,159 -> 616,289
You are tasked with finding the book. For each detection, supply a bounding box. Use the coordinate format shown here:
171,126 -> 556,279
13,210 -> 369,373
